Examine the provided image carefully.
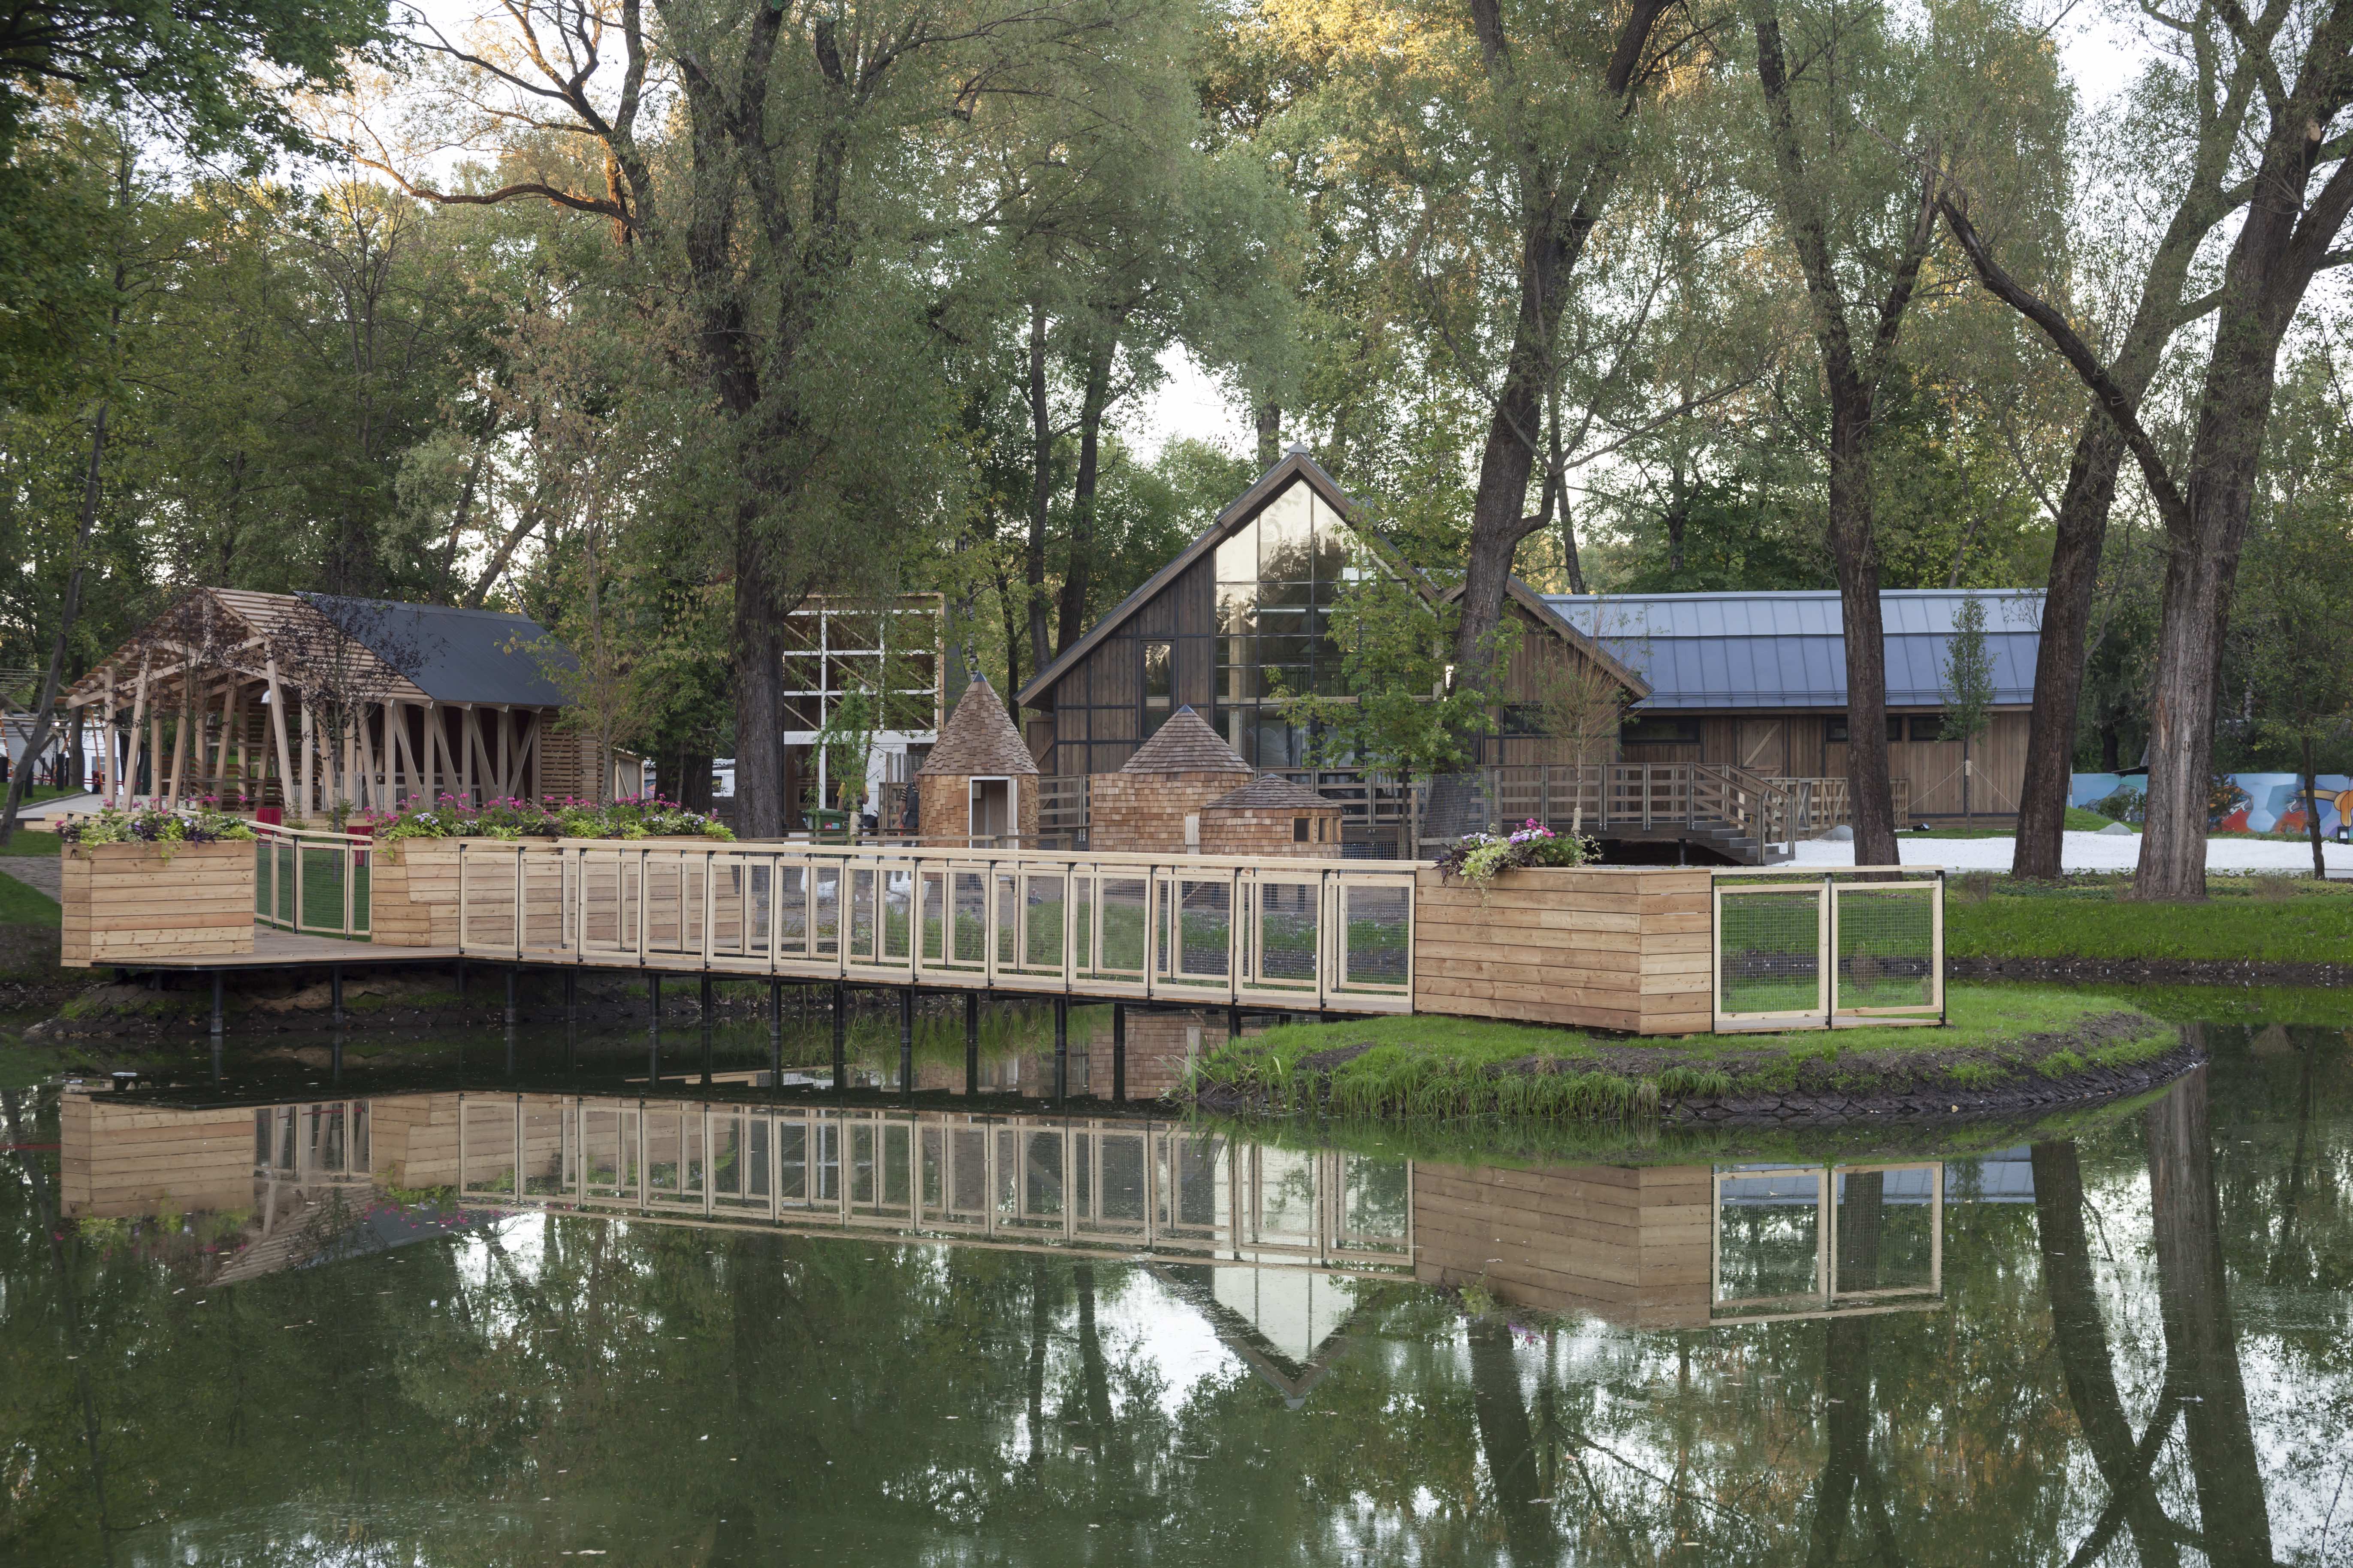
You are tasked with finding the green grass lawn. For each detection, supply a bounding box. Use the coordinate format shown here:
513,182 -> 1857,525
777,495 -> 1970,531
0,829 -> 60,857
0,874 -> 58,927
1945,876 -> 2353,963
1194,985 -> 2176,1120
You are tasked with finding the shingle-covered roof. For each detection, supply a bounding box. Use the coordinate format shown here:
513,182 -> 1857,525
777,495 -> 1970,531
1121,707 -> 1251,775
303,595 -> 577,706
1206,774 -> 1341,812
1541,589 -> 2043,710
918,675 -> 1036,776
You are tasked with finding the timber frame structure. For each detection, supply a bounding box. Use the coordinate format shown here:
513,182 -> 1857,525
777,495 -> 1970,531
59,588 -> 622,814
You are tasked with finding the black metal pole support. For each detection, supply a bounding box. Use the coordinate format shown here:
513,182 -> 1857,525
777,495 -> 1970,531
209,971 -> 224,1086
964,992 -> 980,1095
831,980 -> 848,1091
564,971 -> 578,1072
898,988 -> 914,1095
504,967 -> 518,1075
1052,996 -> 1069,1102
1111,1002 -> 1126,1104
699,974 -> 715,1085
768,979 -> 784,1085
1227,1003 -> 1243,1043
646,972 -> 662,1085
329,964 -> 344,1084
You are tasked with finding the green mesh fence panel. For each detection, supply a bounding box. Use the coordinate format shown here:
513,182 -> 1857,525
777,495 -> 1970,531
1717,890 -> 1822,1016
1338,884 -> 1411,988
1835,887 -> 1936,1012
1256,881 -> 1320,986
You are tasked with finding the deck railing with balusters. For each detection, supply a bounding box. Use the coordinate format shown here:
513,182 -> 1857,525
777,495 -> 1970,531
447,839 -> 1418,1013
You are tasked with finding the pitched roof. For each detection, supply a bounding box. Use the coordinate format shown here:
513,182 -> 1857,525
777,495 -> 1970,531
1206,773 -> 1340,811
1120,707 -> 1251,775
918,675 -> 1036,775
1018,450 -> 1366,709
1542,589 -> 2044,709
303,595 -> 577,706
61,587 -> 579,709
1017,449 -> 1649,709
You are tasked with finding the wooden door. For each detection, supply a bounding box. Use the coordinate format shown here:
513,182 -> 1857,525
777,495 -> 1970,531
1736,719 -> 1786,776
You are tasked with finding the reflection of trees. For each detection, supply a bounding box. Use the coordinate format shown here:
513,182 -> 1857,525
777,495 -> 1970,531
1468,1318 -> 1559,1563
2031,1140 -> 2182,1568
2148,1067 -> 2277,1568
1804,1170 -> 1904,1568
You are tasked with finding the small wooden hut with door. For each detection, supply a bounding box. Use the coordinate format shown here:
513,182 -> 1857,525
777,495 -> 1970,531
1086,707 -> 1256,853
60,588 -> 628,815
915,675 -> 1039,844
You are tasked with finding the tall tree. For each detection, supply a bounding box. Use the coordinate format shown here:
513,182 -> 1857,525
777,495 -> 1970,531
1745,0 -> 2066,867
1939,0 -> 2353,899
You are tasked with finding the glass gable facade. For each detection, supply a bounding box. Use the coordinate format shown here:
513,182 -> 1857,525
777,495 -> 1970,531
1215,481 -> 1360,766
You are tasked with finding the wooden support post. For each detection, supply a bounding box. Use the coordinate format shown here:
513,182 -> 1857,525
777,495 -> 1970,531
647,972 -> 662,1084
1053,996 -> 1068,1102
298,701 -> 314,817
699,973 -> 714,1086
505,966 -> 517,1075
265,658 -> 293,812
1112,1002 -> 1126,1104
163,683 -> 190,808
898,987 -> 914,1096
768,979 -> 782,1084
124,655 -> 150,806
210,972 -> 223,1086
497,707 -> 511,799
831,981 -> 847,1091
965,992 -> 979,1095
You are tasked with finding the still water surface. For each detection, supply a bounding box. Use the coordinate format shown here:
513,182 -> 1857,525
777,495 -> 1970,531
1,1007 -> 2348,1565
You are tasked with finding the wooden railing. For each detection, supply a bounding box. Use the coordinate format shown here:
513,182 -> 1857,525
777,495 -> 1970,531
447,840 -> 1418,1013
252,821 -> 373,939
1710,866 -> 1945,1032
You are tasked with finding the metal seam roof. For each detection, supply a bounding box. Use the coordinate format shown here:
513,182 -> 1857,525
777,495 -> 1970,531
1542,589 -> 2042,709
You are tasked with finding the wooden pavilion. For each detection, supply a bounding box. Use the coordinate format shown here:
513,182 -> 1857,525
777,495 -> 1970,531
60,588 -> 625,814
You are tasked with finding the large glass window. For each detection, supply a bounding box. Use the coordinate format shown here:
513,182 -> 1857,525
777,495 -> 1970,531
1142,641 -> 1173,735
1214,480 -> 1359,765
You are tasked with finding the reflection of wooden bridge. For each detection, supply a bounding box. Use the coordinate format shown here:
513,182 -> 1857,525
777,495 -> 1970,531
60,1086 -> 1949,1330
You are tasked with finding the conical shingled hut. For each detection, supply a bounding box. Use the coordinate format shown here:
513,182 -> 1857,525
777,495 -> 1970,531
1199,771 -> 1344,858
916,675 -> 1038,844
1086,706 -> 1253,853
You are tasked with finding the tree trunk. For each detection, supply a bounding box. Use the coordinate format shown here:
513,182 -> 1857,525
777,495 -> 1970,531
1026,302 -> 1053,685
1827,405 -> 1901,866
2030,1141 -> 2183,1568
2147,1067 -> 2275,1566
0,398 -> 108,843
1254,398 -> 1281,468
2302,736 -> 2327,879
1449,0 -> 1673,675
1055,336 -> 1115,657
2012,417 -> 2126,877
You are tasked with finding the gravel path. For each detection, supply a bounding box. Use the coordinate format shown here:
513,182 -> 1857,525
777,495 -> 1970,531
1791,830 -> 2353,875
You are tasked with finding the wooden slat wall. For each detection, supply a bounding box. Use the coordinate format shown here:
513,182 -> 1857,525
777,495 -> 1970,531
61,841 -> 256,967
59,1093 -> 256,1218
1033,553 -> 1219,778
1825,708 -> 2030,818
1412,1161 -> 1712,1326
1411,867 -> 1713,1035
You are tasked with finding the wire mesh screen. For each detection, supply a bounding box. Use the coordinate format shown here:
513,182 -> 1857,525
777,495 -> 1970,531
1833,886 -> 1937,1014
1170,878 -> 1232,982
1336,882 -> 1412,991
1249,879 -> 1321,989
1716,889 -> 1823,1018
1093,876 -> 1148,977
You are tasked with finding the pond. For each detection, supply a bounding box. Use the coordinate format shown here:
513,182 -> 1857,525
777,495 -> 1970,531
0,1000 -> 2347,1565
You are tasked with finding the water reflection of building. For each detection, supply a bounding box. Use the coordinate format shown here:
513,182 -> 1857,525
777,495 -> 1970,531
60,1086 -> 1983,1340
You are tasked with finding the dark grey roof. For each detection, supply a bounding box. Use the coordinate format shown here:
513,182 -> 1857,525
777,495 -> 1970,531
918,675 -> 1036,775
302,596 -> 577,707
1541,589 -> 2043,710
1207,774 -> 1340,811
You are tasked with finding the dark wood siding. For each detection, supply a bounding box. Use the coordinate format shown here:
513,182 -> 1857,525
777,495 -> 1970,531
1030,553 -> 1216,777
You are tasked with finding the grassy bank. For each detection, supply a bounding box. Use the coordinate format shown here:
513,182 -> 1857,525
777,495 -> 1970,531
1944,875 -> 2353,963
1190,986 -> 2179,1121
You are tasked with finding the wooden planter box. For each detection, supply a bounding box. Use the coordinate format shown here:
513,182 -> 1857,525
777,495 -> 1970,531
61,838 -> 257,967
370,838 -> 464,947
1411,866 -> 1712,1036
